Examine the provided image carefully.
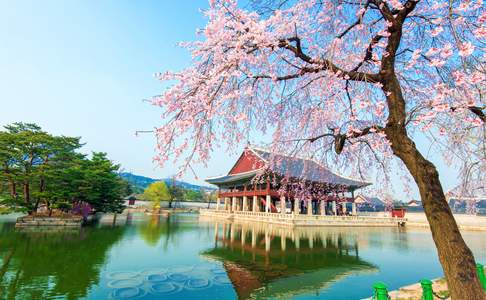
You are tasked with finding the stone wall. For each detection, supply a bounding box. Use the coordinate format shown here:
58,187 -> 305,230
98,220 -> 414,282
406,212 -> 486,231
15,215 -> 83,227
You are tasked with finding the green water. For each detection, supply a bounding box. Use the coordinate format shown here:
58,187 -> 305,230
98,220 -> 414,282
0,213 -> 485,300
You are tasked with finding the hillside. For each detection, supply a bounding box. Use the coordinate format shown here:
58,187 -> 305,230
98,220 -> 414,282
119,172 -> 216,193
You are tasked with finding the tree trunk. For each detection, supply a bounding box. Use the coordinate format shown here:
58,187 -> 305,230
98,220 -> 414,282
9,181 -> 16,198
383,76 -> 485,299
23,181 -> 30,204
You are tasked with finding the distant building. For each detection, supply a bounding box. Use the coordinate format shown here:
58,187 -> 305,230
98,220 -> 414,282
406,199 -> 424,212
446,181 -> 486,215
354,195 -> 385,212
123,194 -> 144,207
407,200 -> 421,207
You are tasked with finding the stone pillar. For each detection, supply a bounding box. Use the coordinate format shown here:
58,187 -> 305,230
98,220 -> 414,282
232,197 -> 237,212
225,197 -> 230,211
243,196 -> 248,212
307,199 -> 313,215
293,198 -> 300,215
216,197 -> 220,210
332,201 -> 337,215
265,195 -> 271,213
352,202 -> 357,215
253,195 -> 258,212
280,196 -> 286,215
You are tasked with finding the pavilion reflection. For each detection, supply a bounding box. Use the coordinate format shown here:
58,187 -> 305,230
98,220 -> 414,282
202,221 -> 376,299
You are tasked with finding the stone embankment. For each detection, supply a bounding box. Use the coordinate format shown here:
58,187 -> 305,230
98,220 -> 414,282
405,212 -> 486,231
15,215 -> 83,227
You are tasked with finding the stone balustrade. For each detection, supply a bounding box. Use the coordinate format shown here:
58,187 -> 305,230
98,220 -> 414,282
199,209 -> 406,227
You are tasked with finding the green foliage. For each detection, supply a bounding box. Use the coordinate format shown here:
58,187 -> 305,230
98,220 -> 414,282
144,181 -> 171,206
183,189 -> 203,201
0,122 -> 129,214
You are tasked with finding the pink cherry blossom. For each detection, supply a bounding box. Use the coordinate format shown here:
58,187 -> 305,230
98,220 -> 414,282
458,42 -> 475,57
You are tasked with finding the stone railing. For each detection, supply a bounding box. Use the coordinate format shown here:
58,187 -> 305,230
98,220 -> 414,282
199,209 -> 406,226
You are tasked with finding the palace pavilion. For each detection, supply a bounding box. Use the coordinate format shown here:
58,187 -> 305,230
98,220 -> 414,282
206,147 -> 371,216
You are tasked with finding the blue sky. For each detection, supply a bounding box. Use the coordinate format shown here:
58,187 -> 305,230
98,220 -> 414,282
0,0 -> 459,200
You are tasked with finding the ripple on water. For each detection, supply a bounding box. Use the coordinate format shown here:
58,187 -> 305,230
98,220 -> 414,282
150,282 -> 183,295
107,278 -> 143,289
210,268 -> 227,275
146,273 -> 168,283
212,275 -> 232,285
185,278 -> 212,290
169,265 -> 194,273
167,272 -> 190,282
106,271 -> 139,280
109,287 -> 147,299
140,268 -> 168,276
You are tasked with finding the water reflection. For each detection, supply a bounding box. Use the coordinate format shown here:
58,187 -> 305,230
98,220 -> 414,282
137,213 -> 195,248
0,223 -> 126,299
202,222 -> 376,299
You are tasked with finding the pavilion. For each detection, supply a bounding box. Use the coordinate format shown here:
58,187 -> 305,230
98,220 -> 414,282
206,147 -> 371,216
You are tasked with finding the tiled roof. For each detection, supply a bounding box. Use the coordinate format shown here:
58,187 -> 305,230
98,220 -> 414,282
206,147 -> 371,189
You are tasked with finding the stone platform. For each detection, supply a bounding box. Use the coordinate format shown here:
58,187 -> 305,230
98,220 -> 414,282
15,215 -> 83,227
199,209 -> 406,227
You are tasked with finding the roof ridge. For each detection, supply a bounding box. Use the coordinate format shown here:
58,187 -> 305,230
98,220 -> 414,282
205,168 -> 263,180
249,146 -> 371,185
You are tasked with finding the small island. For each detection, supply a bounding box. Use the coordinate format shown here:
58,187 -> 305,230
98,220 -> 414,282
0,122 -> 129,226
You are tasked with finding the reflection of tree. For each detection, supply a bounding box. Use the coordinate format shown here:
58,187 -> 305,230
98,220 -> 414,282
138,214 -> 194,248
0,223 -> 126,300
138,215 -> 166,247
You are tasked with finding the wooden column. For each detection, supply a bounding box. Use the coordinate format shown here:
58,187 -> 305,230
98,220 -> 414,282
352,202 -> 357,216
265,195 -> 271,213
320,200 -> 326,216
252,195 -> 258,212
307,199 -> 312,215
332,201 -> 337,215
343,202 -> 347,214
216,197 -> 221,210
280,196 -> 286,214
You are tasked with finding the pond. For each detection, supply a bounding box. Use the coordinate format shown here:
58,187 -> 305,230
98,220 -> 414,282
0,213 -> 485,300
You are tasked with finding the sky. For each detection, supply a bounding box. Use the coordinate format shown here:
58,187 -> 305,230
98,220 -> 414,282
0,0 -> 460,200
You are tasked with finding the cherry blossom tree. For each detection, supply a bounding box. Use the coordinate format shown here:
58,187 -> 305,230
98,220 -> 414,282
152,0 -> 485,297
